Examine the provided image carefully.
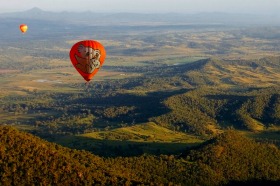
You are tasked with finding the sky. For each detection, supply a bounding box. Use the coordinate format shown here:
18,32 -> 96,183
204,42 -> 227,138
0,0 -> 279,15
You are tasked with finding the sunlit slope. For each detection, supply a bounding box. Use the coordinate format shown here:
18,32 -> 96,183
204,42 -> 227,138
81,122 -> 202,143
184,130 -> 280,184
2,126 -> 280,185
52,122 -> 204,157
0,126 -> 115,185
184,57 -> 280,87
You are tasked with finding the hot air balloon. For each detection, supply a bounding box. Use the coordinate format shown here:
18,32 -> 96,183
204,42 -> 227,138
69,40 -> 106,82
19,24 -> 28,33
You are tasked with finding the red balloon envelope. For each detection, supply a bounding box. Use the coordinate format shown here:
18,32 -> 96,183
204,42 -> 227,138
69,40 -> 106,82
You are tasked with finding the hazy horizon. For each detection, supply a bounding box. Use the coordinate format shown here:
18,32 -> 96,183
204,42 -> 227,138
1,0 -> 279,15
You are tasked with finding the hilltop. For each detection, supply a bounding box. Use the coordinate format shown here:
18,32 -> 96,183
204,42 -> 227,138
1,126 -> 280,185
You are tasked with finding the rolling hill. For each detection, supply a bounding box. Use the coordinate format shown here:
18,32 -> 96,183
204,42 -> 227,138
1,126 -> 280,185
100,57 -> 280,135
130,56 -> 280,89
184,57 -> 280,87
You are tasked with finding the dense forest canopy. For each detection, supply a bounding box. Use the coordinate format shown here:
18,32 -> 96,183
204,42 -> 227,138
1,126 -> 280,185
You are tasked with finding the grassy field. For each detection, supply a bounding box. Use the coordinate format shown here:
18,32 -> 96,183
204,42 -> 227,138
54,122 -> 203,157
81,122 -> 202,143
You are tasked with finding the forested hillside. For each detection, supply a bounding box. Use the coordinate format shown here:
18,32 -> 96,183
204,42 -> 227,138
1,57 -> 279,139
152,86 -> 280,135
1,126 -> 280,185
95,57 -> 280,136
123,57 -> 280,135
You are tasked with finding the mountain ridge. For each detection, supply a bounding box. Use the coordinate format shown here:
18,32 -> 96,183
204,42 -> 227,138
128,57 -> 280,135
1,7 -> 279,26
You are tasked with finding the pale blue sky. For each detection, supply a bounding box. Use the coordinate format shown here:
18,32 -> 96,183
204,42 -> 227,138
0,0 -> 279,15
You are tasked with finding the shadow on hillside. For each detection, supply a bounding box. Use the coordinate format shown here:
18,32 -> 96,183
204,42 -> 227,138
74,88 -> 190,124
55,135 -> 201,158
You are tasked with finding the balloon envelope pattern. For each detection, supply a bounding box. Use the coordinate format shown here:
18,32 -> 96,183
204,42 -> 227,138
69,40 -> 106,82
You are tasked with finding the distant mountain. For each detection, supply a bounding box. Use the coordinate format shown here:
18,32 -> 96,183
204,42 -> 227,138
0,7 -> 106,25
1,126 -> 280,185
0,7 -> 279,26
